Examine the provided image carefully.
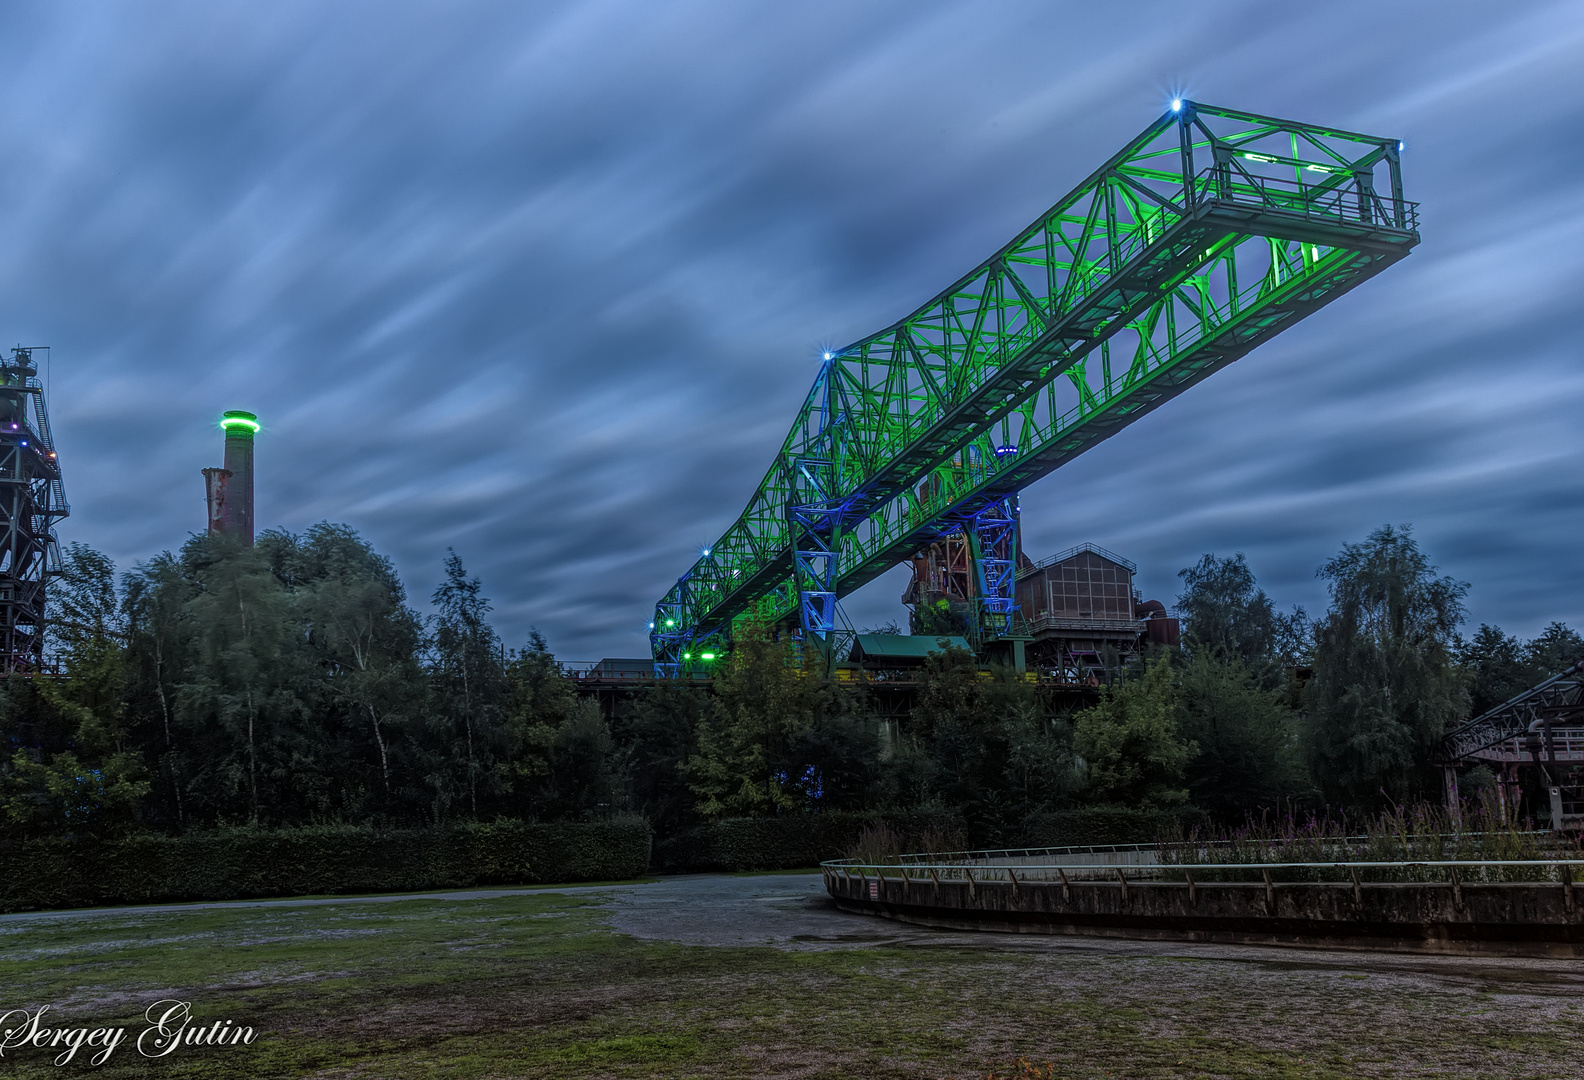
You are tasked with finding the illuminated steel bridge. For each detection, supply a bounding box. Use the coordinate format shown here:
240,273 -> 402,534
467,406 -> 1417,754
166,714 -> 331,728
652,100 -> 1419,673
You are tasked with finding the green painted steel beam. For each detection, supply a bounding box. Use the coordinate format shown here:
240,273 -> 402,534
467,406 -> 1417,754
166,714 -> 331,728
653,101 -> 1419,661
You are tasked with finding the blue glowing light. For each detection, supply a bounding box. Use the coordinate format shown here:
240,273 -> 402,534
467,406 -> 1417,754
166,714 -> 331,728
822,352 -> 833,361
1171,98 -> 1182,112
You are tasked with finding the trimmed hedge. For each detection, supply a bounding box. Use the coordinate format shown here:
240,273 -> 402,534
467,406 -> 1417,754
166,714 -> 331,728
1015,806 -> 1209,848
654,808 -> 965,873
0,817 -> 652,913
654,806 -> 1212,872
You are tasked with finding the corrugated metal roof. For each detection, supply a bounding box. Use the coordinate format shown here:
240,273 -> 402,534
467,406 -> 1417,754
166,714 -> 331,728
1016,542 -> 1137,579
850,634 -> 971,661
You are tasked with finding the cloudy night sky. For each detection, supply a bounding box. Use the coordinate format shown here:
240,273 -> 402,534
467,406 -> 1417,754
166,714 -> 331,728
3,2 -> 1581,660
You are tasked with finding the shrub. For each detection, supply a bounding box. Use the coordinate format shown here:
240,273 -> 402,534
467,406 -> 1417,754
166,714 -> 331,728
0,817 -> 651,913
654,808 -> 965,872
1015,806 -> 1208,848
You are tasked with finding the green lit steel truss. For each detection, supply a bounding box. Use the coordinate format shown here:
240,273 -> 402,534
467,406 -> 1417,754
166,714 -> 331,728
652,101 -> 1419,668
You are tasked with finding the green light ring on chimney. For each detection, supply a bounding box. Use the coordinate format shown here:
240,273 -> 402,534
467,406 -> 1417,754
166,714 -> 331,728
220,410 -> 259,434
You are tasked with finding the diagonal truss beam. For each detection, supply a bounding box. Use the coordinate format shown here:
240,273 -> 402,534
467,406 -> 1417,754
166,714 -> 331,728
653,101 -> 1419,666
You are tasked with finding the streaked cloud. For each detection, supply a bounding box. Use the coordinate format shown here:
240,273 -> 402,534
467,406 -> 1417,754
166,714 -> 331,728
2,0 -> 1579,656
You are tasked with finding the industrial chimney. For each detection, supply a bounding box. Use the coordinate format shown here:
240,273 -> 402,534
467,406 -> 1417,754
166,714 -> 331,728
205,410 -> 258,545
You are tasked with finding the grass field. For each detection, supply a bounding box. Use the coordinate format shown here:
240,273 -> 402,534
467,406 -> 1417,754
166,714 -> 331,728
2,881 -> 1582,1079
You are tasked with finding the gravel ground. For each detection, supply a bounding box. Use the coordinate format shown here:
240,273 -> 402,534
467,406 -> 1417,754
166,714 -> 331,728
6,873 -> 1584,1077
600,873 -> 1584,991
9,871 -> 1583,993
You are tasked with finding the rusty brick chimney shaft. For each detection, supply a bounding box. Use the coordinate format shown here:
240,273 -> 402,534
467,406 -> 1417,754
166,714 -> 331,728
205,410 -> 257,546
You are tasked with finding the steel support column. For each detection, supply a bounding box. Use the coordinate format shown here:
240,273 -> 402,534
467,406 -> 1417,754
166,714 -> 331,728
967,496 -> 1019,640
789,456 -> 841,648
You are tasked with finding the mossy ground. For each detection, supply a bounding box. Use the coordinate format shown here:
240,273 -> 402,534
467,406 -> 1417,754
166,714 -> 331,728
2,886 -> 1580,1078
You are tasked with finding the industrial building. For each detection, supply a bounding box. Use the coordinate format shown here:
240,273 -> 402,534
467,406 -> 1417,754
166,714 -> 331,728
1015,543 -> 1179,681
899,526 -> 1178,681
578,539 -> 1181,721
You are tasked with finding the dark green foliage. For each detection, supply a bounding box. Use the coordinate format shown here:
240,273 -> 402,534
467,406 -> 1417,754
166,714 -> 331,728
14,516 -> 1575,904
1459,621 -> 1584,718
2,545 -> 146,838
889,643 -> 1080,844
1176,551 -> 1310,672
0,817 -> 651,913
995,702 -> 1081,821
1073,655 -> 1194,808
1017,806 -> 1209,847
1305,524 -> 1468,809
429,549 -> 508,820
613,682 -> 705,836
1527,621 -> 1584,677
784,702 -> 882,811
1173,651 -> 1306,816
502,632 -> 617,820
682,626 -> 872,817
282,524 -> 426,815
3,527 -> 624,848
654,808 -> 964,873
1459,623 -> 1528,717
538,700 -> 621,820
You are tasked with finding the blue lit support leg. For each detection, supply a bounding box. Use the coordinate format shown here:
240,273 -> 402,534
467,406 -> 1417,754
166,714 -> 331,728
969,496 -> 1024,669
789,456 -> 842,665
650,588 -> 690,678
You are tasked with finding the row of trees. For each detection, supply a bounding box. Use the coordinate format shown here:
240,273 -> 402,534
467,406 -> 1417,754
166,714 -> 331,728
2,523 -> 1577,841
1079,526 -> 1578,818
1,527 -> 614,836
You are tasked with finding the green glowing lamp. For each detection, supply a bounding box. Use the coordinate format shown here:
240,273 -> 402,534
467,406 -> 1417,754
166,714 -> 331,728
221,410 -> 260,434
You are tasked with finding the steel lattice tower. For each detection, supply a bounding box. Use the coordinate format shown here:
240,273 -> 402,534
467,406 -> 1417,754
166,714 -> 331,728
0,346 -> 68,671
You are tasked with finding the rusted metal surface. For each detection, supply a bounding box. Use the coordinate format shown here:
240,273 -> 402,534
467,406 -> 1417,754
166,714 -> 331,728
1439,660 -> 1584,764
202,467 -> 231,536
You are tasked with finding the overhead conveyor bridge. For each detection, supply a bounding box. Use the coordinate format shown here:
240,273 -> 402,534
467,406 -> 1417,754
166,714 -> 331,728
652,101 -> 1420,671
1438,661 -> 1584,830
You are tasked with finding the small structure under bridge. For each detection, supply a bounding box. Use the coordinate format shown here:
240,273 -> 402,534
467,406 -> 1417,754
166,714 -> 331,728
1438,660 -> 1584,831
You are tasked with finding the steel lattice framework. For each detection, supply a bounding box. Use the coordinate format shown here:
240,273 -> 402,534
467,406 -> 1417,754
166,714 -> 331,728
652,101 -> 1419,670
1437,661 -> 1584,828
1438,662 -> 1584,767
0,346 -> 69,671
